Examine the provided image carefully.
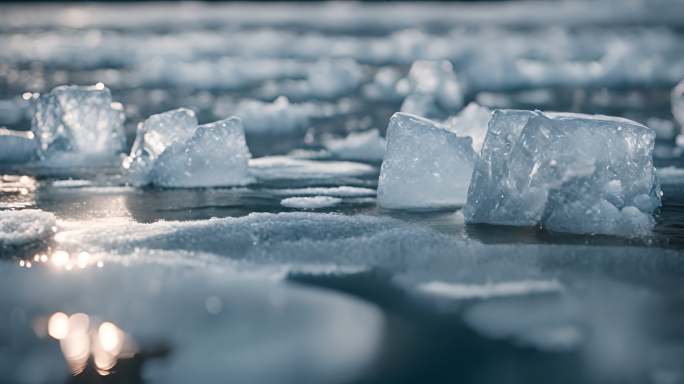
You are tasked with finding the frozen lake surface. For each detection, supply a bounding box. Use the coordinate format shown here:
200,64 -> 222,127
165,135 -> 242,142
2,2 -> 684,383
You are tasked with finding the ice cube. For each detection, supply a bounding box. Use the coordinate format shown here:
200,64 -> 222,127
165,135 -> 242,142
444,102 -> 493,154
463,110 -> 661,236
0,128 -> 36,163
150,116 -> 255,188
125,108 -> 198,186
400,60 -> 464,118
377,112 -> 478,210
31,85 -> 126,163
321,129 -> 387,162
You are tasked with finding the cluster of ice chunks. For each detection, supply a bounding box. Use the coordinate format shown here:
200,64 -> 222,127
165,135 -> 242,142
400,60 -> 464,119
31,85 -> 126,164
463,110 -> 661,236
377,112 -> 477,210
125,108 -> 253,187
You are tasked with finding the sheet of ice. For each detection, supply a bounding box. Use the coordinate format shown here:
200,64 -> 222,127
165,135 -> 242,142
321,129 -> 386,162
399,60 -> 464,118
248,156 -> 376,181
257,59 -> 364,101
31,85 -> 126,165
377,113 -> 477,210
264,186 -> 376,197
125,108 -> 198,186
443,102 -> 492,154
672,79 -> 684,128
0,209 -> 55,246
0,128 -> 37,163
417,279 -> 563,300
0,260 -> 384,384
463,110 -> 661,236
281,196 -> 342,209
149,117 -> 254,188
646,117 -> 676,140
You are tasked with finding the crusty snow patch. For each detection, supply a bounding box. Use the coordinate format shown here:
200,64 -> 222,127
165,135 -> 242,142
0,209 -> 56,246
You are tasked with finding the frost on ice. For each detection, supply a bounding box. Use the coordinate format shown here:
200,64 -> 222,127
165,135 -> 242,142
0,209 -> 56,246
31,84 -> 126,165
150,116 -> 255,188
377,112 -> 477,210
321,129 -> 387,162
125,108 -> 198,186
444,102 -> 492,154
400,60 -> 464,119
463,110 -> 661,236
281,196 -> 343,209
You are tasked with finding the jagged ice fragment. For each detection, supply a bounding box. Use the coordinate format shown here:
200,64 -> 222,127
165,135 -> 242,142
377,112 -> 477,210
444,102 -> 492,154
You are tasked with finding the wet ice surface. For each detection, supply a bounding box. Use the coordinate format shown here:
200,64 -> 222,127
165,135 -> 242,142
2,2 -> 684,384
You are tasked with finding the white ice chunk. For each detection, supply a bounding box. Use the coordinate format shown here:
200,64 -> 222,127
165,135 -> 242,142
249,156 -> 376,181
321,129 -> 387,162
0,128 -> 36,163
399,60 -> 464,118
31,84 -> 126,164
646,117 -> 676,140
377,113 -> 477,210
463,110 -> 661,236
264,186 -> 376,197
125,108 -> 198,186
218,96 -> 311,135
418,279 -> 563,300
281,196 -> 342,209
0,209 -> 56,246
444,102 -> 492,154
150,117 -> 255,188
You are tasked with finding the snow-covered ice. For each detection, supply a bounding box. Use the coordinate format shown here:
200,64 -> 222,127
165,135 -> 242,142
0,128 -> 36,163
400,60 -> 464,118
0,209 -> 55,246
464,110 -> 661,236
417,279 -> 563,300
377,113 -> 477,210
321,129 -> 387,162
125,108 -> 198,186
248,156 -> 376,182
281,196 -> 342,209
216,96 -> 311,135
263,186 -> 376,197
150,117 -> 255,188
31,84 -> 126,165
444,102 -> 492,154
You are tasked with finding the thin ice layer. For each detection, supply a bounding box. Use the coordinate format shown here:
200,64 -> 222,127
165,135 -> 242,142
150,117 -> 255,188
321,129 -> 387,162
281,196 -> 342,209
249,156 -> 376,181
31,85 -> 126,165
463,110 -> 661,236
125,108 -> 198,186
0,209 -> 56,246
377,113 -> 477,210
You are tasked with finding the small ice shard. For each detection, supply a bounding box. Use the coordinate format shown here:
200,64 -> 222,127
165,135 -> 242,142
0,209 -> 56,246
671,79 -> 684,128
400,60 -> 464,118
31,84 -> 126,164
0,128 -> 37,163
646,117 -> 676,140
444,102 -> 492,154
377,113 -> 478,210
321,129 -> 387,162
125,108 -> 198,186
149,116 -> 255,188
280,196 -> 342,209
463,110 -> 661,236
